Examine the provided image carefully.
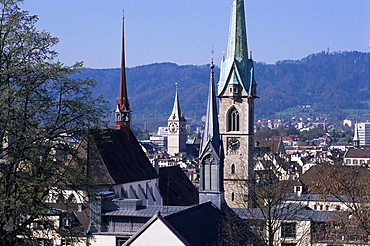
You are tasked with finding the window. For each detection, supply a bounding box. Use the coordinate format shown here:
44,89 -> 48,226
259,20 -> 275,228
360,160 -> 365,164
231,164 -> 235,174
281,222 -> 296,238
353,159 -> 358,165
61,217 -> 70,229
294,186 -> 301,193
346,159 -> 351,164
227,107 -> 240,131
116,238 -> 128,246
231,192 -> 235,201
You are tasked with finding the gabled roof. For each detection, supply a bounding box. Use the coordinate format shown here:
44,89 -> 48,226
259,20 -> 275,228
344,148 -> 370,158
294,165 -> 370,194
164,202 -> 223,245
124,202 -> 265,246
124,203 -> 222,246
88,129 -> 158,185
159,166 -> 198,206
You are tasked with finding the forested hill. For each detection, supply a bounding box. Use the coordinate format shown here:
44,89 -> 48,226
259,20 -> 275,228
78,51 -> 370,130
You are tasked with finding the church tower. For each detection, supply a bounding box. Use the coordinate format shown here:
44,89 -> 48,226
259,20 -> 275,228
199,60 -> 225,209
115,15 -> 131,139
167,88 -> 187,156
218,0 -> 257,207
353,122 -> 360,149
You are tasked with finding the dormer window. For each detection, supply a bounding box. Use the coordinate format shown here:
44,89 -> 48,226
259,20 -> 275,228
228,84 -> 241,98
294,185 -> 302,196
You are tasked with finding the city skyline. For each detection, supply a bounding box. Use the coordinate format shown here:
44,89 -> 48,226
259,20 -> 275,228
23,0 -> 370,68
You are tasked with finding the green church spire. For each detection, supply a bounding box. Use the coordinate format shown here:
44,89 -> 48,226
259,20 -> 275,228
227,0 -> 248,60
218,0 -> 257,97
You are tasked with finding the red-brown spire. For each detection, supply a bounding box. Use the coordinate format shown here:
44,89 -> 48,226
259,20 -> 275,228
115,14 -> 131,138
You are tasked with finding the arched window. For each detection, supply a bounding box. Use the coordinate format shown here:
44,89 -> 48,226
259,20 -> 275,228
231,164 -> 235,174
227,107 -> 239,131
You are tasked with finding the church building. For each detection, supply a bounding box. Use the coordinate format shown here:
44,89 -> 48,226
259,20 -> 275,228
217,0 -> 258,207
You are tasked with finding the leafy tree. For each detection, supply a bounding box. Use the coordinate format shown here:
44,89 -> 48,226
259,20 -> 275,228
314,166 -> 370,240
132,127 -> 149,140
0,1 -> 107,245
230,149 -> 310,246
299,127 -> 326,140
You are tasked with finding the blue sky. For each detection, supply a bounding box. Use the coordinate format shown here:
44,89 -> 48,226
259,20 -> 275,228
23,0 -> 370,68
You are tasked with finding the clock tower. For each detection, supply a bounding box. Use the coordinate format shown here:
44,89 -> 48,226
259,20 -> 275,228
167,89 -> 187,156
218,0 -> 257,207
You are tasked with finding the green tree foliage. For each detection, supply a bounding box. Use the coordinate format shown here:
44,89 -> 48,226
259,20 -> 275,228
131,127 -> 149,140
313,166 -> 370,241
256,126 -> 299,140
0,1 -> 107,245
299,127 -> 326,140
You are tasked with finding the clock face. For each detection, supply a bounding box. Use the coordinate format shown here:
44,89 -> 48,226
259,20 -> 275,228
228,138 -> 240,150
179,122 -> 186,133
168,122 -> 178,133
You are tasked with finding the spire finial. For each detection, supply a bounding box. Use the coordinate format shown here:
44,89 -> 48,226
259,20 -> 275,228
211,47 -> 215,69
250,50 -> 252,60
175,82 -> 178,93
122,9 -> 124,19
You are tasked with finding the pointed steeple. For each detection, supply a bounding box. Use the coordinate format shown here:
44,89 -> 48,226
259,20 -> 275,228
167,85 -> 187,156
168,86 -> 185,122
277,137 -> 286,156
199,61 -> 223,160
353,121 -> 360,149
227,0 -> 248,60
115,14 -> 131,138
199,59 -> 225,209
218,0 -> 257,97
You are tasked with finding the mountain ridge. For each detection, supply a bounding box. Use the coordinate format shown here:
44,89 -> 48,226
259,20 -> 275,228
78,51 -> 370,131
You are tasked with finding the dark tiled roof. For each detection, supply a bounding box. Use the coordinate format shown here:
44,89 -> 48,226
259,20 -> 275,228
297,165 -> 370,194
234,207 -> 340,222
164,203 -> 264,246
344,148 -> 370,158
48,203 -> 90,233
88,129 -> 158,185
159,166 -> 199,206
103,205 -> 189,218
124,202 -> 264,246
164,202 -> 222,245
